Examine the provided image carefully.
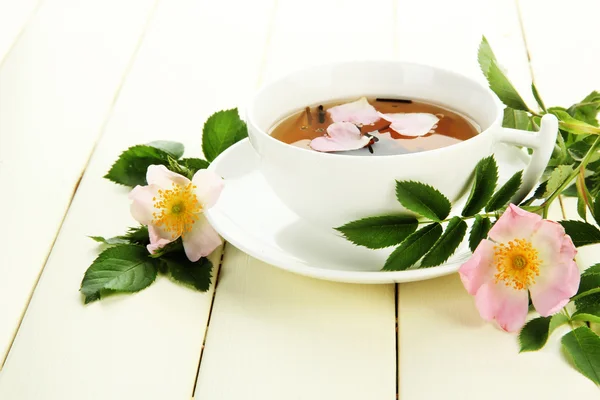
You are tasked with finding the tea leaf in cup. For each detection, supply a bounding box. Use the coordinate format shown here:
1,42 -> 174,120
462,156 -> 498,217
420,217 -> 467,267
335,215 -> 418,249
382,223 -> 442,271
395,181 -> 451,221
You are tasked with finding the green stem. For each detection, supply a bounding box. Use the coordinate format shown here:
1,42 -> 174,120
417,212 -> 498,225
571,287 -> 600,303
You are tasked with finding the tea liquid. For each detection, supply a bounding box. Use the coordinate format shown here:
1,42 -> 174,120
269,97 -> 480,155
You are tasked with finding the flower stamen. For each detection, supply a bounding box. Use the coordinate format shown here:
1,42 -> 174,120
494,238 -> 541,290
152,182 -> 202,239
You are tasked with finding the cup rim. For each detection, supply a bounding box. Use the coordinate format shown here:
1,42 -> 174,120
246,60 -> 504,160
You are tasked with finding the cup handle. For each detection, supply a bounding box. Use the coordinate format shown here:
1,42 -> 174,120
492,114 -> 558,203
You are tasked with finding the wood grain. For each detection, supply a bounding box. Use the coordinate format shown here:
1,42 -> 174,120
0,0 -> 157,365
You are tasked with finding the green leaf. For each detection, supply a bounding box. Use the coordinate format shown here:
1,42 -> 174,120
89,236 -> 129,246
583,263 -> 600,277
577,190 -> 588,221
118,226 -> 150,245
549,313 -> 570,333
80,245 -> 158,302
147,141 -> 184,159
163,253 -> 213,292
335,215 -> 418,249
543,165 -> 574,197
382,223 -> 442,271
575,292 -> 600,311
593,193 -> 600,226
202,109 -> 248,162
531,83 -> 547,112
549,109 -> 600,135
568,91 -> 600,127
572,305 -> 600,324
559,220 -> 600,247
395,181 -> 451,221
420,217 -> 467,267
486,170 -> 523,211
462,156 -> 498,216
180,158 -> 210,174
469,215 -> 492,252
104,145 -> 171,187
518,316 -> 552,352
502,107 -> 531,130
561,326 -> 600,385
478,36 -> 529,111
576,273 -> 600,298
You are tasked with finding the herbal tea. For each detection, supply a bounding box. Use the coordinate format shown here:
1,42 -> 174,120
269,97 -> 480,155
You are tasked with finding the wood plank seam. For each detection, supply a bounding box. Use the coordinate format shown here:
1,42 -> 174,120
0,0 -> 43,68
0,0 -> 162,370
190,243 -> 227,398
191,1 -> 280,395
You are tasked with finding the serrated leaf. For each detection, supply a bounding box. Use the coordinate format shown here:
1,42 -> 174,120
119,226 -> 150,245
89,236 -> 129,245
572,305 -> 600,324
543,165 -> 574,197
519,316 -> 552,352
561,326 -> 600,385
395,181 -> 451,221
486,170 -> 523,212
469,215 -> 492,252
578,190 -> 588,221
382,223 -> 442,271
478,37 -> 529,111
202,109 -> 247,162
163,253 -> 213,292
180,158 -> 210,175
335,215 -> 418,249
575,292 -> 600,311
147,141 -> 184,159
502,107 -> 531,130
531,83 -> 547,112
462,156 -> 498,216
420,217 -> 467,267
104,145 -> 171,187
568,91 -> 600,127
583,263 -> 600,277
80,245 -> 158,302
559,220 -> 600,247
576,273 -> 600,298
549,313 -> 569,333
549,109 -> 600,135
593,193 -> 600,226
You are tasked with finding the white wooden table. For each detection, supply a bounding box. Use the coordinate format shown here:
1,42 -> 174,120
0,0 -> 598,398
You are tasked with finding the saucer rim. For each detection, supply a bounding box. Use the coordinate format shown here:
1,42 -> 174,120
205,139 -> 465,284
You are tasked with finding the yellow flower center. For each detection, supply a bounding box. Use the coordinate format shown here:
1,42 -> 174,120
152,182 -> 202,239
494,238 -> 541,290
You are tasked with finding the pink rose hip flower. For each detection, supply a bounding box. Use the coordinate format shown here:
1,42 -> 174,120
129,165 -> 224,262
459,204 -> 579,332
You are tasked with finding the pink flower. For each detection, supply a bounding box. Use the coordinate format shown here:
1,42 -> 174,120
129,165 -> 224,262
378,112 -> 439,137
459,205 -> 579,332
310,122 -> 372,152
327,97 -> 380,125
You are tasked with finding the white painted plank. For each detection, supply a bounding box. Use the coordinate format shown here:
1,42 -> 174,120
195,0 -> 397,399
0,0 -> 157,364
0,0 -> 274,399
0,0 -> 39,64
395,0 -> 599,398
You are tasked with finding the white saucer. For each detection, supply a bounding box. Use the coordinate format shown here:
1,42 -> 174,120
205,139 -> 528,284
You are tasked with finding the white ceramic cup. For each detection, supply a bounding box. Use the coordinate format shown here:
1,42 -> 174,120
246,61 -> 558,228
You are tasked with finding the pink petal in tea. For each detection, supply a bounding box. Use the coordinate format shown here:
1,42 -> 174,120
327,97 -> 380,125
379,112 -> 440,137
309,122 -> 372,152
